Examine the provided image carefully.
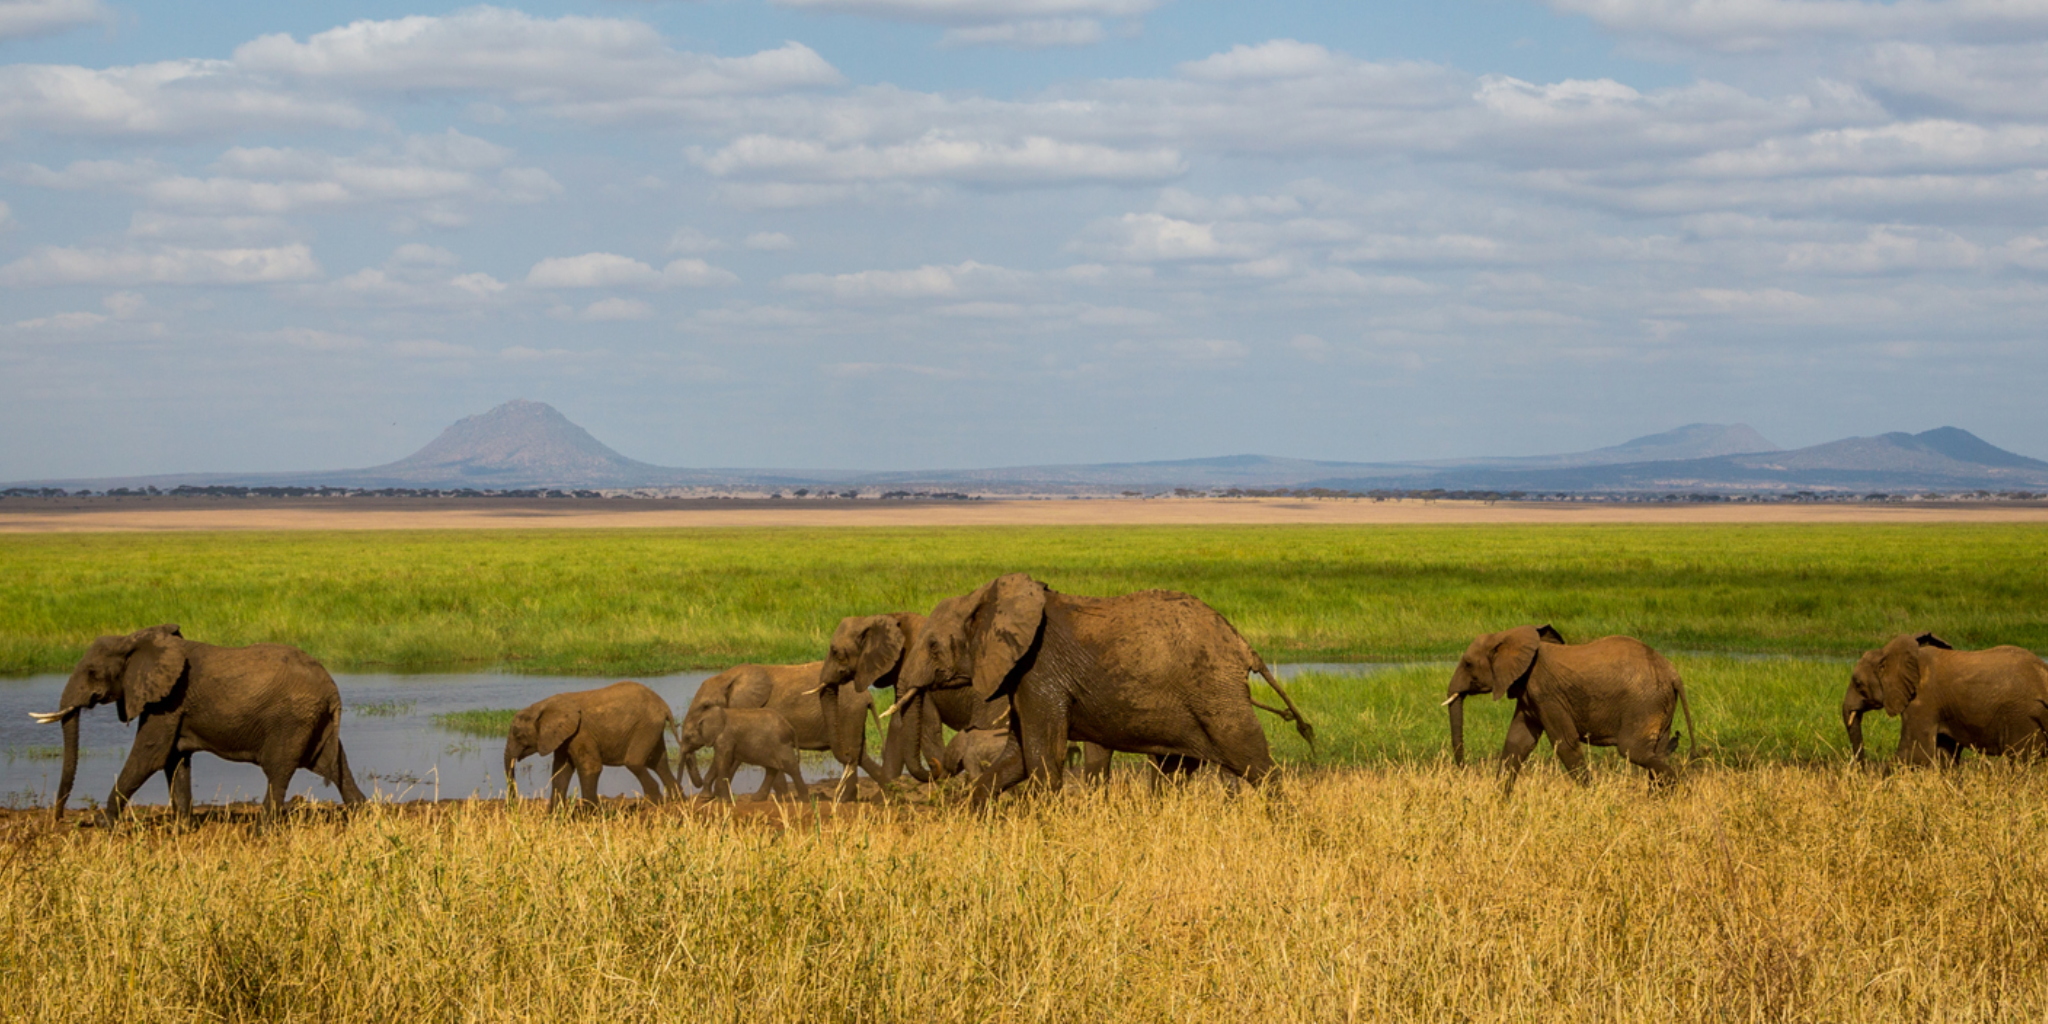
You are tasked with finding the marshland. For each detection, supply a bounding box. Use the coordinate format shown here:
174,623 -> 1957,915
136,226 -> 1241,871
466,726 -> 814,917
3,522 -> 2046,1020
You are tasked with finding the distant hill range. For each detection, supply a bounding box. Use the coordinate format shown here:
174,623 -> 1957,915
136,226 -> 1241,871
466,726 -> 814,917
12,400 -> 2047,495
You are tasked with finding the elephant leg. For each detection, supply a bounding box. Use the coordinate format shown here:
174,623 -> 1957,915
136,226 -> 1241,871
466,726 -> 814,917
784,756 -> 810,800
576,759 -> 602,806
972,736 -> 1029,808
261,762 -> 296,820
1621,734 -> 1679,790
330,741 -> 367,806
1936,733 -> 1962,766
628,765 -> 663,802
1083,743 -> 1113,784
549,752 -> 575,808
919,697 -> 949,780
1897,715 -> 1940,767
169,753 -> 194,821
106,740 -> 174,822
831,763 -> 859,802
651,748 -> 683,803
1496,706 -> 1544,795
1013,694 -> 1068,794
1532,703 -> 1588,785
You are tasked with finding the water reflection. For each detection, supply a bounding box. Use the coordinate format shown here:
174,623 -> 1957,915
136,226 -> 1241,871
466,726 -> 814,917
0,664 -> 1381,809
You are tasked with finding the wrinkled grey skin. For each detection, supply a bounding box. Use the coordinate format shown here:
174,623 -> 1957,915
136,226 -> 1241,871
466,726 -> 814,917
817,613 -> 929,789
503,681 -> 680,807
890,574 -> 1313,805
683,706 -> 809,803
1444,624 -> 1694,794
1844,632 -> 2048,766
678,662 -> 881,801
32,624 -> 366,822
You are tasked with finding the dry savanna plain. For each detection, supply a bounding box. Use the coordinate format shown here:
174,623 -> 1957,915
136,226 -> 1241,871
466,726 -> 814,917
3,497 -> 2047,1022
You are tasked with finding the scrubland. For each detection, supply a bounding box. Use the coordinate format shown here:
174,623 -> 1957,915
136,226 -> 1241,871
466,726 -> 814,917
5,765 -> 2045,1023
3,524 -> 2045,676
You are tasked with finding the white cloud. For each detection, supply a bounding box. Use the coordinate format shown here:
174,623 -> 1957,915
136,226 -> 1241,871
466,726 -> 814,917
667,227 -> 725,253
780,260 -> 1019,300
1178,40 -> 1346,81
9,310 -> 107,330
1549,0 -> 2048,52
0,60 -> 367,139
0,199 -> 11,230
1781,225 -> 1983,273
0,0 -> 104,41
234,8 -> 843,112
0,244 -> 320,286
1070,213 -> 1257,262
580,297 -> 654,321
525,253 -> 738,289
770,0 -> 1157,22
743,231 -> 796,251
697,131 -> 1183,185
527,252 -> 660,289
941,19 -> 1104,48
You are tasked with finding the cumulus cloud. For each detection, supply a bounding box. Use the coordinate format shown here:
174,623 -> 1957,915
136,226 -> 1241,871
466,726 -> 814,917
697,132 -> 1184,185
780,260 -> 1020,300
0,244 -> 320,286
1549,0 -> 2048,52
234,8 -> 843,117
525,253 -> 738,289
0,0 -> 105,41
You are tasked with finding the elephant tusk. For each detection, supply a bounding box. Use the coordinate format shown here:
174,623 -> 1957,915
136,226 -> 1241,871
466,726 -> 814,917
1440,694 -> 1461,707
801,684 -> 826,696
28,710 -> 66,724
877,692 -> 915,720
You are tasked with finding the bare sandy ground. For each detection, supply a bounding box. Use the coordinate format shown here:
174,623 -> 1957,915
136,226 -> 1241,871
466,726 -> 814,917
3,496 -> 2046,532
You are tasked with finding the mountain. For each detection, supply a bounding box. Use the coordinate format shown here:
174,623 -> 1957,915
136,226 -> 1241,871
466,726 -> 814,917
8,404 -> 2042,495
349,399 -> 682,488
1301,428 -> 2048,494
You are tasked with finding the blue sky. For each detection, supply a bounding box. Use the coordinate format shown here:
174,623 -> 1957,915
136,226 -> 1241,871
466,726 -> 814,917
3,0 -> 2046,478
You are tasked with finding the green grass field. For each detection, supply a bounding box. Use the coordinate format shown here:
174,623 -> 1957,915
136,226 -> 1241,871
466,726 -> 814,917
4,524 -> 2044,679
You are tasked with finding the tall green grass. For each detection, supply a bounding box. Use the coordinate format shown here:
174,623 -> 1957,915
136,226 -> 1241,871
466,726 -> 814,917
3,524 -> 2043,676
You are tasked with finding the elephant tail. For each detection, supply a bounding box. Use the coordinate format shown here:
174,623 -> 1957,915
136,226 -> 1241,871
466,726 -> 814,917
1250,655 -> 1316,749
309,695 -> 347,783
1673,668 -> 1698,761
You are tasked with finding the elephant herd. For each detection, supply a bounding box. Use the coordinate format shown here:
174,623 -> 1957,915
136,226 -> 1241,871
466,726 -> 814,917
28,572 -> 2048,820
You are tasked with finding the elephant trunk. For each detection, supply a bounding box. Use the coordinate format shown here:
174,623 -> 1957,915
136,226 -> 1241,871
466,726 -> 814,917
503,745 -> 519,798
1844,707 -> 1866,762
1446,694 -> 1466,765
52,711 -> 80,820
682,745 -> 704,789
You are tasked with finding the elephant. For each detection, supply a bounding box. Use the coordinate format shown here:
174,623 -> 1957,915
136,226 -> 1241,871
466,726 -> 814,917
1843,633 -> 2048,766
503,681 -> 681,807
1443,624 -> 1695,793
683,706 -> 809,803
816,612 -> 937,788
30,624 -> 366,821
942,728 -> 1010,780
677,662 -> 882,800
887,573 -> 1314,804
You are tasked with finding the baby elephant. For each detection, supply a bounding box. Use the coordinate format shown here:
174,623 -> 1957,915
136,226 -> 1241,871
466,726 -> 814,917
1444,624 -> 1695,793
504,681 -> 681,807
682,706 -> 810,803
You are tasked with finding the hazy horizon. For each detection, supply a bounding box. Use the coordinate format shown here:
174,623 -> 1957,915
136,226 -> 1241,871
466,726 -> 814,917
5,1 -> 2046,478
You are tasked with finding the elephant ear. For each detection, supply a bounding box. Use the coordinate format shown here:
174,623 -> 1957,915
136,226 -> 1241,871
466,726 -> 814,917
120,632 -> 187,722
1915,632 -> 1953,651
853,617 -> 907,692
968,573 -> 1047,702
536,706 -> 582,753
1535,624 -> 1565,644
1486,627 -> 1544,701
1878,642 -> 1924,717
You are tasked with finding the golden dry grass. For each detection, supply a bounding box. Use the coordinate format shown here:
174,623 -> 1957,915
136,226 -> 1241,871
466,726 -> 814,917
5,763 -> 2045,1023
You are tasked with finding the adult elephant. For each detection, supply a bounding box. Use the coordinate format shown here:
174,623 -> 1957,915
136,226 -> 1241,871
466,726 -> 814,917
677,661 -> 882,799
887,573 -> 1314,804
30,624 -> 366,821
1843,632 -> 2048,765
1442,624 -> 1694,793
815,612 -> 945,786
